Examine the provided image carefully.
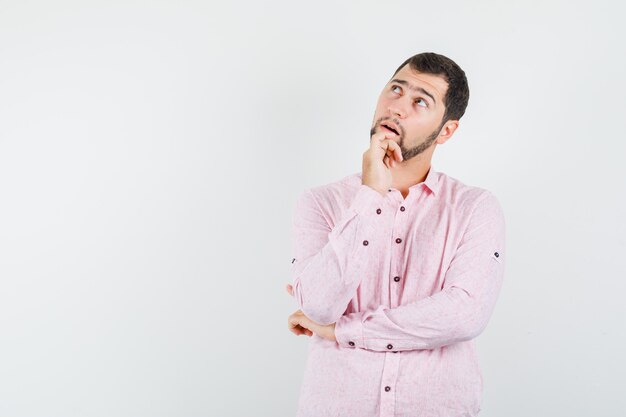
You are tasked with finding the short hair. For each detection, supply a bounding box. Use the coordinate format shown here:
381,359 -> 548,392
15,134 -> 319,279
392,52 -> 470,125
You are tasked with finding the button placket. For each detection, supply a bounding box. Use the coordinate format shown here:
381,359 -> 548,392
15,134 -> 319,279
389,198 -> 409,309
379,348 -> 401,416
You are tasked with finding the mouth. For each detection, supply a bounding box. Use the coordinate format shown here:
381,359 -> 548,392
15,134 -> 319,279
380,123 -> 400,136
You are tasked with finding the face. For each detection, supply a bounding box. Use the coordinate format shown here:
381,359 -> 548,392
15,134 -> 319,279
370,64 -> 457,161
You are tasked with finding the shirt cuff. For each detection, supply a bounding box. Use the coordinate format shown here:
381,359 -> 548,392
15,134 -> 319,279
334,312 -> 365,349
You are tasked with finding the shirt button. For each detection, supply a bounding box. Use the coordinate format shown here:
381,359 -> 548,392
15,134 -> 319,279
384,386 -> 391,392
348,341 -> 355,346
363,240 -> 369,246
400,206 -> 405,211
494,252 -> 499,257
395,238 -> 402,244
393,276 -> 400,282
376,208 -> 382,214
387,344 -> 393,349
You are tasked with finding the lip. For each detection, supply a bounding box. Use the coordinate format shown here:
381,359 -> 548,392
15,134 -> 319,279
380,122 -> 400,136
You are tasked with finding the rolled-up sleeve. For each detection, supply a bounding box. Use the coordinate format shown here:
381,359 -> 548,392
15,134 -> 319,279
335,191 -> 506,351
290,184 -> 389,325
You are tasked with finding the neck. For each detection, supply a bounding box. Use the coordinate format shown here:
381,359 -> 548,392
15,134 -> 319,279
390,156 -> 432,197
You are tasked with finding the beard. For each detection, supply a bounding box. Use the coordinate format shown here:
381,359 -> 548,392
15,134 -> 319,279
370,117 -> 443,161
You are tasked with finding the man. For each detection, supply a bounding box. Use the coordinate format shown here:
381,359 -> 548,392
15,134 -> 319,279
286,52 -> 506,417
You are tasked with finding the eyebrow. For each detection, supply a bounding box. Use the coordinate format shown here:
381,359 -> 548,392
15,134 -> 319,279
389,78 -> 437,106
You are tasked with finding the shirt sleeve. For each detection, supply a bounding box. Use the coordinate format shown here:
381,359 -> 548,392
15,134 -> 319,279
334,191 -> 506,351
290,184 -> 389,326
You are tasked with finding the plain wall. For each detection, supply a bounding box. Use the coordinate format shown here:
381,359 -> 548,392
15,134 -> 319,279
1,0 -> 624,416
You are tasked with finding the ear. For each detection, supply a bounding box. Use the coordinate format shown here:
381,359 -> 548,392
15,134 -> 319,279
435,120 -> 459,145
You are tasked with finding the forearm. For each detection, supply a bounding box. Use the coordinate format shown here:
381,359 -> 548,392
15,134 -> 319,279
334,268 -> 503,351
291,184 -> 389,325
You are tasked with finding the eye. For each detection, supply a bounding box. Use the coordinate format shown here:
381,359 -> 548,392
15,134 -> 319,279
415,98 -> 428,108
391,85 -> 401,94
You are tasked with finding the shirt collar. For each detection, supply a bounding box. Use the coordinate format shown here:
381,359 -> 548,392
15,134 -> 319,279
356,164 -> 440,196
415,164 -> 440,196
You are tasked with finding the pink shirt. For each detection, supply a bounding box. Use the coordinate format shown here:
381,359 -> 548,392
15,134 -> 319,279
289,165 -> 506,417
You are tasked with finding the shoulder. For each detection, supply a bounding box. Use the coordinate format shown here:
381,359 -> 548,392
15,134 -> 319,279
437,171 -> 501,208
298,171 -> 361,207
292,172 -> 362,230
433,172 -> 506,254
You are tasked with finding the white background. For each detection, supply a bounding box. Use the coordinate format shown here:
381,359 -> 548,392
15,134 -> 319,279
1,1 -> 625,416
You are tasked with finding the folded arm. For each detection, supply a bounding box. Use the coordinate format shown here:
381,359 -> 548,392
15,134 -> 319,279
334,191 -> 506,351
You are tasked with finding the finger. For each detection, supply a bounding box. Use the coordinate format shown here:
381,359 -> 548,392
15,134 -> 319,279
285,283 -> 294,296
288,316 -> 298,331
390,141 -> 403,162
371,131 -> 397,144
289,313 -> 314,335
377,140 -> 399,164
384,149 -> 396,167
383,154 -> 390,169
288,318 -> 305,335
371,134 -> 398,157
379,138 -> 402,161
294,324 -> 311,336
381,139 -> 403,162
386,142 -> 402,167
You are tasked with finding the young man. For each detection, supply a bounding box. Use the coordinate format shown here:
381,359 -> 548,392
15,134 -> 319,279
286,52 -> 506,417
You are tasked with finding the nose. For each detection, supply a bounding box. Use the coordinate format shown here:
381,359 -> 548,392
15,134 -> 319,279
387,103 -> 407,119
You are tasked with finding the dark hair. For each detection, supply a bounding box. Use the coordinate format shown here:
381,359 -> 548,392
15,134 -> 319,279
392,52 -> 469,125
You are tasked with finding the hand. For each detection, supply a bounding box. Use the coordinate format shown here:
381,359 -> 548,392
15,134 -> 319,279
285,283 -> 294,297
285,284 -> 337,342
287,309 -> 337,341
361,131 -> 403,195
